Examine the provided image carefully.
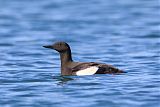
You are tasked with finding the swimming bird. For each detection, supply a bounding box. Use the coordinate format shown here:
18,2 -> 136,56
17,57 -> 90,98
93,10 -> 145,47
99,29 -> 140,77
43,42 -> 124,76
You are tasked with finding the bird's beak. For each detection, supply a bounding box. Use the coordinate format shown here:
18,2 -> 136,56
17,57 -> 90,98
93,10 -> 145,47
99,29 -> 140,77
43,45 -> 53,49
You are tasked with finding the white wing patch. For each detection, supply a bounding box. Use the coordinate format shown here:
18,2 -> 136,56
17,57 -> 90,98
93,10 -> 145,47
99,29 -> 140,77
76,66 -> 99,76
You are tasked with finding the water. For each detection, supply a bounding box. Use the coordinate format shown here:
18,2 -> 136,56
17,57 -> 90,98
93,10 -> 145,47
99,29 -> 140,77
0,0 -> 160,107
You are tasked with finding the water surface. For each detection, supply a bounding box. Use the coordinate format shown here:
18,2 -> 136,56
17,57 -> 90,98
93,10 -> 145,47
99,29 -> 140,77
0,0 -> 160,107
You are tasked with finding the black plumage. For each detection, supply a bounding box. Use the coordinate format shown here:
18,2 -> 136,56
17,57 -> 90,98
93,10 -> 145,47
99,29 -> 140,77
43,42 -> 124,76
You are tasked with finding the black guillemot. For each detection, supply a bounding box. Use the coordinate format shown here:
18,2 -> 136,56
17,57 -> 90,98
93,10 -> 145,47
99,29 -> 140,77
43,42 -> 124,76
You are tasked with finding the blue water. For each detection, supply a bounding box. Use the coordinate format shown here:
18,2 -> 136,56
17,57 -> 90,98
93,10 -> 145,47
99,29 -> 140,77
0,0 -> 160,107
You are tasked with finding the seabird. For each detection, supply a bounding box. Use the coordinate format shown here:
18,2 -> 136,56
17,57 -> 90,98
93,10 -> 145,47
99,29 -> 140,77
43,42 -> 124,76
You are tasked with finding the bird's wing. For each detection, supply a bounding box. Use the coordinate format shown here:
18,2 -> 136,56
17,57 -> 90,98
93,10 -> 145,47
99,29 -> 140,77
71,62 -> 99,72
96,64 -> 123,74
71,62 -> 124,74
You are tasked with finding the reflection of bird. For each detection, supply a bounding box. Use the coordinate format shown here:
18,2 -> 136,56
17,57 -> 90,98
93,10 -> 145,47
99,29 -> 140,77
52,76 -> 74,85
43,42 -> 124,76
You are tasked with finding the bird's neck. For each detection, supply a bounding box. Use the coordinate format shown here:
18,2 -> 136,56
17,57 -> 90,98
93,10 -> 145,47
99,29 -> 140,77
60,50 -> 73,75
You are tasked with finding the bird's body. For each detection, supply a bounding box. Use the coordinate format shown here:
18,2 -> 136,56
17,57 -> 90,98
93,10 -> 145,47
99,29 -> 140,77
43,42 -> 124,76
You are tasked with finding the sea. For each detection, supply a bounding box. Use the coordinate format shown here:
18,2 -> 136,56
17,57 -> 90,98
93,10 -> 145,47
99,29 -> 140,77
0,0 -> 160,107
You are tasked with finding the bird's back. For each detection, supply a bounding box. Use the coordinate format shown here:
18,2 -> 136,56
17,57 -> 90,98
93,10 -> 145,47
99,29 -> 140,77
70,62 -> 123,75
